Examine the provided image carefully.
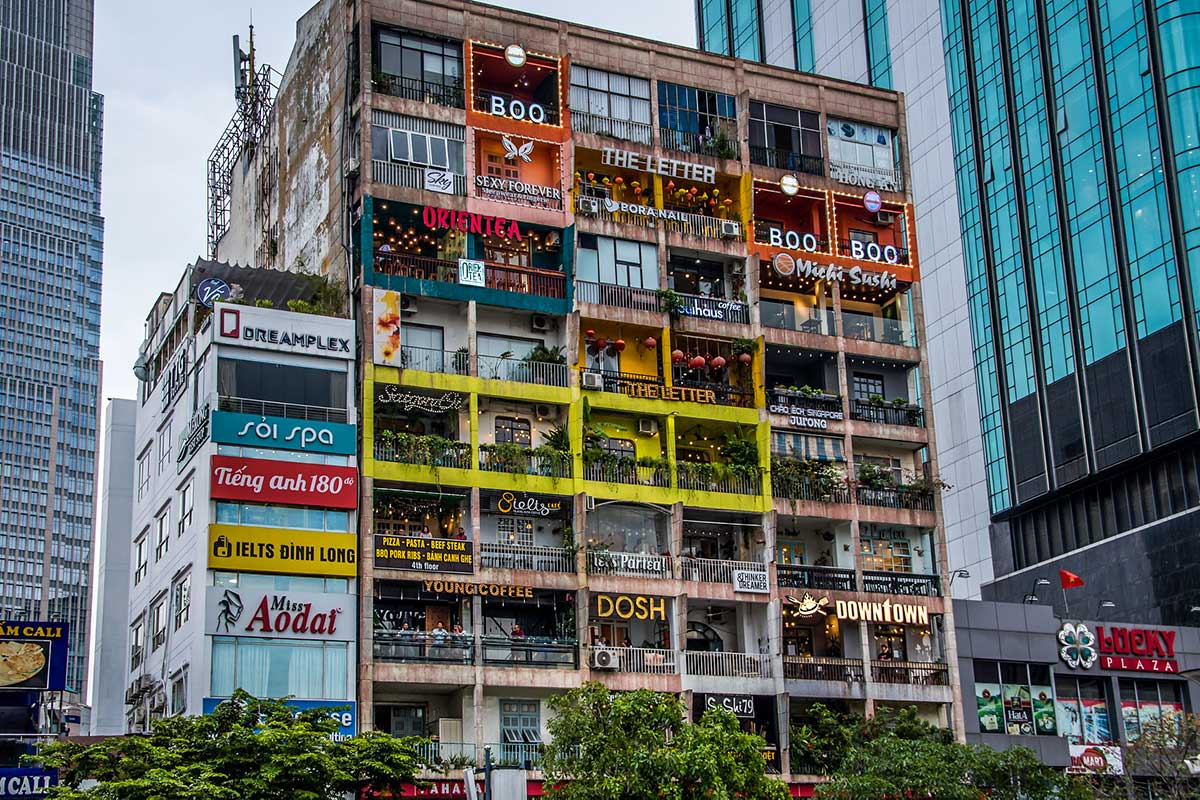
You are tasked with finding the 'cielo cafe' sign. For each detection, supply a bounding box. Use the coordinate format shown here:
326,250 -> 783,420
1057,622 -> 1180,674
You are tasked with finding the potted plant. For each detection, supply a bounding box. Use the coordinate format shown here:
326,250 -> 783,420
656,288 -> 685,318
452,347 -> 469,375
855,463 -> 894,491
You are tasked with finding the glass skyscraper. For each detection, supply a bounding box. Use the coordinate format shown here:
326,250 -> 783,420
0,0 -> 104,692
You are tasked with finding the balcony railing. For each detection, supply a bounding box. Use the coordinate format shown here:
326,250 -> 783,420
680,557 -> 766,584
836,239 -> 912,267
783,655 -> 866,682
761,305 -> 835,336
480,636 -> 578,668
398,345 -> 469,375
677,463 -> 761,494
480,542 -> 575,573
676,293 -> 750,324
841,311 -> 916,346
217,395 -> 348,424
584,460 -> 670,487
684,650 -> 771,679
671,378 -> 754,407
374,252 -> 566,299
768,391 -> 844,421
575,280 -> 660,312
476,354 -> 569,387
587,550 -> 672,579
574,192 -> 658,229
472,88 -> 561,126
862,570 -> 941,597
373,74 -> 465,108
415,741 -> 477,767
489,742 -> 544,769
660,127 -> 739,160
777,564 -> 856,592
569,110 -> 652,144
850,399 -> 925,427
828,160 -> 903,192
479,447 -> 572,479
585,368 -> 665,395
770,474 -> 852,504
855,485 -> 935,511
373,631 -> 476,663
588,646 -> 678,674
374,437 -> 472,470
372,160 -> 467,194
662,210 -> 742,241
870,660 -> 950,686
748,146 -> 825,176
754,221 -> 829,250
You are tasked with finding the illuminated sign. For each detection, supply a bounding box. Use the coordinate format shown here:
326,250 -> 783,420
0,768 -> 57,798
376,385 -> 466,414
863,190 -> 883,212
475,175 -> 563,208
592,593 -> 667,621
765,226 -> 903,266
210,456 -> 358,509
374,535 -> 475,574
504,44 -> 527,67
496,492 -> 561,516
786,592 -> 830,618
215,304 -> 354,359
702,694 -> 755,718
771,254 -> 898,291
616,383 -> 720,404
835,599 -> 929,625
176,402 -> 212,470
0,621 -> 68,691
421,206 -> 523,240
601,147 -> 716,183
421,579 -> 532,598
487,95 -> 549,123
211,411 -> 356,455
208,525 -> 357,577
1057,621 -> 1179,673
205,587 -> 352,641
768,396 -> 844,430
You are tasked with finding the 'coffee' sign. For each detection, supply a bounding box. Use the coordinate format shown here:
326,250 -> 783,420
205,587 -> 353,641
210,455 -> 358,509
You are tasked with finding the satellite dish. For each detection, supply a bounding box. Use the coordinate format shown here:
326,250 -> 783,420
133,354 -> 149,382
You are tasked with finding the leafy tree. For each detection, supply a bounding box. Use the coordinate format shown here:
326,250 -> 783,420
1087,715 -> 1200,800
542,682 -> 789,800
790,703 -> 951,775
30,691 -> 424,800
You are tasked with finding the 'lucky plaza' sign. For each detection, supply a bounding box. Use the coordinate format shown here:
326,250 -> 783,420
210,455 -> 358,509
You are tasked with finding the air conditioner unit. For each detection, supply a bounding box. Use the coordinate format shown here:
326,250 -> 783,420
530,314 -> 551,332
535,404 -> 553,419
637,418 -> 658,436
577,196 -> 600,215
720,220 -> 741,238
874,211 -> 897,226
150,690 -> 167,711
138,675 -> 154,692
342,156 -> 361,179
124,688 -> 137,705
590,648 -> 621,670
400,295 -> 418,315
582,371 -> 605,391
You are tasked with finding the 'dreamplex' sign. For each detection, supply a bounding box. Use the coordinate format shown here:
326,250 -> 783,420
214,304 -> 354,359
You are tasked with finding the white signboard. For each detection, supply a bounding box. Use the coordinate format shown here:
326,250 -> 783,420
372,287 -> 402,367
732,569 -> 770,594
206,587 -> 355,641
601,147 -> 716,183
425,169 -> 456,194
1066,744 -> 1123,776
457,259 -> 486,287
214,303 -> 354,360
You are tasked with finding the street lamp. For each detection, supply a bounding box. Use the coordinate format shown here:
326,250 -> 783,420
1023,578 -> 1051,604
1094,600 -> 1115,619
948,568 -> 970,585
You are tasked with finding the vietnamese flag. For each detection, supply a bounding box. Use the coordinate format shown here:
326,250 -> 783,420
1060,569 -> 1085,589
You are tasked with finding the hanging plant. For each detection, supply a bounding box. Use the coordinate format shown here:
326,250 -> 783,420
657,288 -> 685,318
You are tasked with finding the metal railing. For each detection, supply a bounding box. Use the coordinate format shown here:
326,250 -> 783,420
768,392 -> 844,420
754,221 -> 828,249
574,192 -> 658,229
398,345 -> 469,375
479,447 -> 572,478
671,377 -> 755,407
584,460 -> 670,487
684,650 -> 771,678
373,631 -> 475,663
480,636 -> 578,668
489,742 -> 545,768
373,74 -> 465,108
574,280 -> 661,312
677,463 -> 761,495
217,395 -> 348,424
373,252 -> 566,299
783,655 -> 866,682
761,305 -> 835,336
777,564 -> 856,591
472,88 -> 561,125
587,550 -> 672,579
870,661 -> 950,686
588,646 -> 678,674
659,127 -> 739,160
748,146 -> 824,176
372,160 -> 467,194
850,399 -> 925,427
862,570 -> 942,597
586,368 -> 664,394
415,741 -> 477,766
569,110 -> 653,144
662,209 -> 742,240
480,542 -> 575,573
828,160 -> 903,192
676,293 -> 750,324
679,557 -> 766,584
836,240 -> 912,267
855,485 -> 935,511
770,475 -> 852,504
374,438 -> 473,469
476,354 -> 569,387
841,310 -> 916,346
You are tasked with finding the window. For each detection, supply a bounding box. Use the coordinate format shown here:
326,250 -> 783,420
373,127 -> 465,174
568,66 -> 652,144
477,334 -> 542,362
826,118 -> 897,171
376,29 -> 462,92
872,624 -> 906,661
169,667 -> 188,715
133,531 -> 148,585
599,438 -> 635,458
210,637 -> 348,699
1056,675 -> 1113,744
214,445 -> 352,466
575,234 -> 658,289
497,516 -> 535,547
1119,679 -> 1186,740
136,445 -> 151,500
495,417 -> 532,447
974,662 -> 1057,736
155,506 -> 171,561
157,421 -> 172,474
849,229 -> 878,245
217,359 -> 347,413
862,0 -> 893,88
173,572 -> 191,631
852,373 -> 885,402
484,152 -> 519,180
130,617 -> 145,670
770,431 -> 844,462
657,82 -> 737,157
211,572 -> 349,593
214,502 -> 351,533
150,593 -> 167,651
860,531 -> 912,573
859,455 -> 903,485
500,699 -> 541,743
748,101 -> 822,170
177,480 -> 193,535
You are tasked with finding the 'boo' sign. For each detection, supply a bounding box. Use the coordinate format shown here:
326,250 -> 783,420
488,95 -> 550,123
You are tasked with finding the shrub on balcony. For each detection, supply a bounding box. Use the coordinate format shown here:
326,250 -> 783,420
855,463 -> 895,490
656,288 -> 685,318
479,443 -> 529,473
525,344 -> 567,365
452,347 -> 469,375
899,474 -> 952,498
377,431 -> 463,467
771,457 -> 844,499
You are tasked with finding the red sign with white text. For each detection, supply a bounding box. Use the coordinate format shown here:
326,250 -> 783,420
210,456 -> 358,509
1096,626 -> 1178,673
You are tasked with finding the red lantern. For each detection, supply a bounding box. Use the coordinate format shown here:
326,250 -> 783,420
671,349 -> 685,363
643,337 -> 657,350
739,352 -> 753,365
615,339 -> 626,352
587,172 -> 595,182
614,176 -> 624,184
595,337 -> 607,349
724,198 -> 734,206
634,187 -> 642,196
689,355 -> 706,369
711,355 -> 727,369
585,329 -> 596,338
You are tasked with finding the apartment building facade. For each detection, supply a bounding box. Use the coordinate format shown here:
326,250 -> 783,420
212,0 -> 964,789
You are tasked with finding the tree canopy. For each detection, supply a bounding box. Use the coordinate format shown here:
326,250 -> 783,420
30,691 -> 423,800
541,682 -> 789,800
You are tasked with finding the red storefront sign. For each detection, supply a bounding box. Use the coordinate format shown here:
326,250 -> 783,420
422,206 -> 523,240
1097,626 -> 1178,673
210,455 -> 358,509
367,780 -> 546,798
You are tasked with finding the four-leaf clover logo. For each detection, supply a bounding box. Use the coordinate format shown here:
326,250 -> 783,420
1058,622 -> 1098,669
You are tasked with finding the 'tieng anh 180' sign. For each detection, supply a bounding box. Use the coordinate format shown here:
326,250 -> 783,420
210,455 -> 358,509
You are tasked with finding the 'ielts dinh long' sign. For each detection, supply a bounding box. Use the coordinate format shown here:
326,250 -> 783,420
210,456 -> 358,509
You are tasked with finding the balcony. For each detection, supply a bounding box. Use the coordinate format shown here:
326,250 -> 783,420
574,192 -> 658,230
850,399 -> 925,427
770,461 -> 852,504
374,631 -> 475,663
478,446 -> 572,479
415,741 -> 477,768
398,345 -> 469,375
570,110 -> 652,145
841,311 -> 916,346
862,570 -> 941,597
217,395 -> 348,424
748,146 -> 824,176
575,280 -> 660,312
584,459 -> 670,488
828,160 -> 903,192
676,293 -> 750,325
660,127 -> 738,160
373,74 -> 465,108
476,354 -> 569,387
489,742 -> 544,769
372,159 -> 467,194
374,252 -> 566,300
761,306 -> 835,336
680,557 -> 766,584
587,550 -> 672,579
777,564 -> 856,592
870,661 -> 950,686
480,542 -> 575,573
836,239 -> 911,267
374,435 -> 473,470
662,210 -> 742,241
584,368 -> 664,396
684,650 -> 771,678
769,391 -> 843,420
588,646 -> 678,674
472,88 -> 561,126
481,636 -> 578,668
783,655 -> 865,682
855,485 -> 935,512
677,463 -> 761,495
671,378 -> 754,408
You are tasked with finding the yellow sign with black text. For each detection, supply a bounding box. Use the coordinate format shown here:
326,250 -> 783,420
207,525 -> 357,577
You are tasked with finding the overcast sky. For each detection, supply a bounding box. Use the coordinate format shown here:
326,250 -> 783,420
93,0 -> 695,403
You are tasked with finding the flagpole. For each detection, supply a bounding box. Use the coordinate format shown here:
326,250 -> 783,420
1062,586 -> 1070,621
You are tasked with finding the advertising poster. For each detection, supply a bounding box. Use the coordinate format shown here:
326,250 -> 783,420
373,287 -> 402,367
373,534 -> 475,574
1082,697 -> 1112,744
1002,681 -> 1034,736
1057,700 -> 1084,744
1032,685 -> 1057,736
202,698 -> 356,740
0,622 -> 68,692
1067,744 -> 1124,776
975,683 -> 1002,733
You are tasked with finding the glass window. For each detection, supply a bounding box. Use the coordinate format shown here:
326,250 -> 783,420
376,29 -> 462,91
170,669 -> 188,715
389,129 -> 409,161
500,699 -> 541,743
210,637 -> 348,700
218,358 -> 347,411
178,480 -> 193,534
851,373 -> 885,401
1119,678 -> 1186,740
211,572 -> 349,593
213,502 -> 352,532
134,531 -> 148,584
568,65 -> 652,144
151,594 -> 167,651
173,572 -> 191,631
155,506 -> 170,561
599,438 -> 635,458
410,133 -> 429,165
495,417 -> 532,447
157,421 -> 172,474
748,101 -> 822,169
130,618 -> 145,670
860,532 -> 912,573
136,446 -> 151,500
497,516 -> 535,547
1056,675 -> 1113,745
657,81 -> 738,157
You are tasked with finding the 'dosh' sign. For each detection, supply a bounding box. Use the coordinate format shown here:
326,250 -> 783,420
210,455 -> 357,509
0,768 -> 57,799
205,587 -> 354,641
